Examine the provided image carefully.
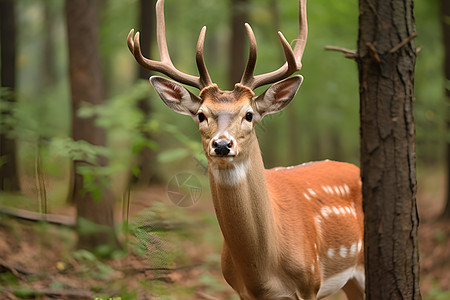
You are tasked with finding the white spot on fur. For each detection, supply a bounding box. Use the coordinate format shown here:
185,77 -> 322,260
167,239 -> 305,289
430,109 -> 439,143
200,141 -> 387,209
303,192 -> 311,201
334,186 -> 341,196
357,240 -> 363,252
349,243 -> 357,256
339,207 -> 346,215
345,207 -> 351,214
308,188 -> 317,197
327,185 -> 334,194
321,206 -> 331,218
340,246 -> 348,258
344,184 -> 350,195
332,206 -> 340,215
339,185 -> 346,196
315,216 -> 322,225
211,160 -> 248,186
327,248 -> 335,258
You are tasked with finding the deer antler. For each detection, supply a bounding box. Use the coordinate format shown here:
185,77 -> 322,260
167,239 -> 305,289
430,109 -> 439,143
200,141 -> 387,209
127,0 -> 213,90
240,0 -> 307,90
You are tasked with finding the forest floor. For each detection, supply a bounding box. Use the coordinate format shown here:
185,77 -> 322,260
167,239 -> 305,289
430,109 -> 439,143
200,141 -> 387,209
0,169 -> 449,300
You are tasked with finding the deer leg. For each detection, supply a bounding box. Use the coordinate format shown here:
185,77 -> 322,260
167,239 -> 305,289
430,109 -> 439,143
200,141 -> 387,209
342,278 -> 364,300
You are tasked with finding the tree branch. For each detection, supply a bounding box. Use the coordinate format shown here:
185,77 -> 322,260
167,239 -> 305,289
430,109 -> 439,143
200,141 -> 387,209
366,42 -> 381,63
324,45 -> 358,59
390,32 -> 418,53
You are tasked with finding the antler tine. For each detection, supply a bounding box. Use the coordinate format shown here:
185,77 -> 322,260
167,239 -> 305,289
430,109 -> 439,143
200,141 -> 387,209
240,0 -> 307,90
196,26 -> 213,87
127,29 -> 135,53
127,0 -> 212,90
155,0 -> 171,64
240,23 -> 258,88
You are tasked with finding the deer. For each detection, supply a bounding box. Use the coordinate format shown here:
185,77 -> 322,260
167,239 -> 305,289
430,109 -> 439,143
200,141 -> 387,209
127,0 -> 364,299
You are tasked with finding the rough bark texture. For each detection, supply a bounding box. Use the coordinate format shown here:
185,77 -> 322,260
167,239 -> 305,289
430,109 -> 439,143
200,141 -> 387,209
357,0 -> 421,299
0,0 -> 20,191
66,0 -> 119,250
441,0 -> 450,220
228,0 -> 248,89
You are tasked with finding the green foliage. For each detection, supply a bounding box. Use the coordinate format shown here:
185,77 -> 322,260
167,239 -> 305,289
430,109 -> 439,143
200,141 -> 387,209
415,0 -> 446,163
73,249 -> 115,280
424,282 -> 450,300
198,273 -> 229,293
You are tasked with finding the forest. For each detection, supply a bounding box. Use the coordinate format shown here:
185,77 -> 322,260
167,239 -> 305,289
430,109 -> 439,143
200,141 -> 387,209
0,0 -> 448,299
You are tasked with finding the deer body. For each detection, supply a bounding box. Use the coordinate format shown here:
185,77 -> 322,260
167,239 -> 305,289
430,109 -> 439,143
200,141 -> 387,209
210,149 -> 364,299
127,0 -> 365,298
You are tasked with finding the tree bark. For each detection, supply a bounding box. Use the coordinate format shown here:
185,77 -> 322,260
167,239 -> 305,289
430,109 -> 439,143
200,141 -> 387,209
228,0 -> 248,89
357,0 -> 421,299
440,0 -> 450,220
0,0 -> 20,192
66,0 -> 119,250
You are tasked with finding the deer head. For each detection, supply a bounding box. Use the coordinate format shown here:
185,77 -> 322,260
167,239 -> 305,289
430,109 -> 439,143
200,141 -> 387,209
127,0 -> 307,168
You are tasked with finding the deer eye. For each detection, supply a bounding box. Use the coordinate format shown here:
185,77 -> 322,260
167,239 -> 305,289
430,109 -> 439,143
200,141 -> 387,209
198,112 -> 206,123
245,112 -> 253,122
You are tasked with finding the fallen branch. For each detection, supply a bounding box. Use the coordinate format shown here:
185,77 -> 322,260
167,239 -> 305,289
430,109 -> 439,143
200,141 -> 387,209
0,206 -> 75,227
197,291 -> 221,300
3,287 -> 93,299
0,260 -> 37,277
137,220 -> 197,232
120,263 -> 201,274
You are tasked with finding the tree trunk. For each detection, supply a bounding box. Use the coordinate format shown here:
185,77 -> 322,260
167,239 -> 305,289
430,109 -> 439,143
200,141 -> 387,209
0,0 -> 20,192
66,0 -> 119,250
134,0 -> 157,186
42,2 -> 57,90
440,0 -> 450,220
357,0 -> 421,299
228,0 -> 248,89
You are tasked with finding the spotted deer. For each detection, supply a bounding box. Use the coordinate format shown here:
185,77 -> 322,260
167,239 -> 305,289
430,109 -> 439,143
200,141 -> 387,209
127,0 -> 364,299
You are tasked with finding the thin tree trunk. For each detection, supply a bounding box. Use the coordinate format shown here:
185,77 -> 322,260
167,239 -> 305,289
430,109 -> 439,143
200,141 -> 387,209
269,0 -> 301,164
440,0 -> 450,220
0,0 -> 20,192
134,0 -> 157,186
357,0 -> 421,298
42,2 -> 57,90
66,0 -> 119,250
228,0 -> 248,89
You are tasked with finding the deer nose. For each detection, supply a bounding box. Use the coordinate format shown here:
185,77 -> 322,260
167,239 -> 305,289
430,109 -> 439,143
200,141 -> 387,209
212,139 -> 233,156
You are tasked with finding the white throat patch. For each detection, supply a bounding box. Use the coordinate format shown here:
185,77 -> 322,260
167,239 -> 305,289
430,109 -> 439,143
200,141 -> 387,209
211,160 -> 249,186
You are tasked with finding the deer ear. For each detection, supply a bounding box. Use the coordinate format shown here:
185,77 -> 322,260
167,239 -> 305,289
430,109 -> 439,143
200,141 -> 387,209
254,75 -> 303,117
150,76 -> 202,116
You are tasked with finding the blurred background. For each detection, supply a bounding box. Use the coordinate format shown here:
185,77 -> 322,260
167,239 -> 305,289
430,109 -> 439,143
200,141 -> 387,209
0,0 -> 447,299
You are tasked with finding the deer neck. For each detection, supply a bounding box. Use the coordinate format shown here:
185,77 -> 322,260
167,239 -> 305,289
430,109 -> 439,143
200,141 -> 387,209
207,136 -> 279,274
